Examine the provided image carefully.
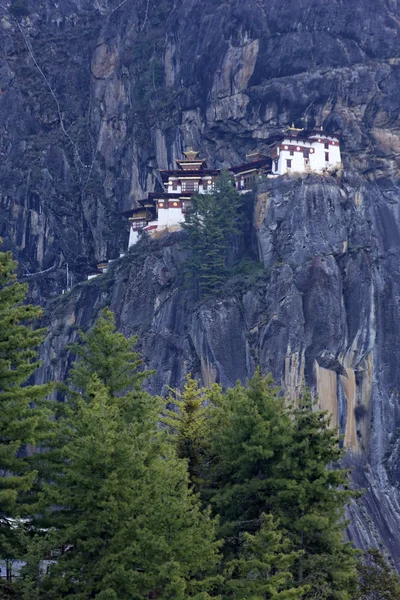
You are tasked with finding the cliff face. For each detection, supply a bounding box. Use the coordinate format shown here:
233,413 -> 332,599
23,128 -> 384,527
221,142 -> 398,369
2,0 -> 400,563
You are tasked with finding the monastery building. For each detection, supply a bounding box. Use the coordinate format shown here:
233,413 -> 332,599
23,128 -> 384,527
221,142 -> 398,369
123,126 -> 341,248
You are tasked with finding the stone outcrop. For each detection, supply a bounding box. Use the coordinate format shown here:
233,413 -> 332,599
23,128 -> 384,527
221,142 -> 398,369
2,0 -> 400,565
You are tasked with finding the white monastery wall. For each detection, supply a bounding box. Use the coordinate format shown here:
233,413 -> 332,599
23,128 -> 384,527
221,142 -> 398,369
129,228 -> 140,247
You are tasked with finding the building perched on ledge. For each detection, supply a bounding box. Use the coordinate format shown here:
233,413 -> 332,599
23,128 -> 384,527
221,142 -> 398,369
124,149 -> 271,247
268,126 -> 341,176
124,128 -> 341,247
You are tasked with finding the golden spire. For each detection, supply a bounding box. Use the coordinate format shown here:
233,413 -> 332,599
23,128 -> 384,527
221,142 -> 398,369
285,123 -> 304,133
183,148 -> 199,161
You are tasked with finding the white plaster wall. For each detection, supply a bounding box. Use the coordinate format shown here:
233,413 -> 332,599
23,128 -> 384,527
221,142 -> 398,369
277,149 -> 305,174
128,228 -> 140,248
166,184 -> 182,194
167,206 -> 184,227
310,142 -> 327,171
157,208 -> 169,228
273,135 -> 341,175
329,144 -> 341,166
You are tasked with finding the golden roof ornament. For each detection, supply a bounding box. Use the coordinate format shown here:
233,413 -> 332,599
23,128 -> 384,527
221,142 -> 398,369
285,123 -> 304,133
183,148 -> 199,160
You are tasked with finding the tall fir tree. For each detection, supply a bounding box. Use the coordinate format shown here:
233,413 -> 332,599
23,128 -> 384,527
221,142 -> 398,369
205,371 -> 292,544
182,171 -> 241,299
163,376 -> 210,491
269,390 -> 357,598
0,245 -> 52,577
22,310 -> 221,599
67,307 -> 150,398
204,371 -> 358,599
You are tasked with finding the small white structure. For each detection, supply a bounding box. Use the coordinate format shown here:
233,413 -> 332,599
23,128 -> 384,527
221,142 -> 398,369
270,126 -> 341,176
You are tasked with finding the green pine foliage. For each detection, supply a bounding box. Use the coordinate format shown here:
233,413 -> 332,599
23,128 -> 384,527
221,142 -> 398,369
67,307 -> 151,397
163,376 -> 210,491
182,171 -> 241,299
202,370 -> 358,599
0,246 -> 52,546
224,514 -> 305,600
205,371 -> 292,542
0,264 -> 364,599
21,311 -> 221,599
270,390 -> 358,598
356,548 -> 400,599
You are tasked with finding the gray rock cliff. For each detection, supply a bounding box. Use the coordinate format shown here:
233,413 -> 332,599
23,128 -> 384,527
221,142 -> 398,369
2,0 -> 400,563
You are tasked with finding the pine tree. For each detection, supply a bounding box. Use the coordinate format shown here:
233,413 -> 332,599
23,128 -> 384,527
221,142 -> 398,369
182,171 -> 241,299
357,548 -> 400,600
204,372 -> 358,599
205,371 -> 292,544
0,246 -> 52,571
268,391 -> 358,598
22,311 -> 221,599
224,514 -> 305,600
163,376 -> 210,491
67,307 -> 150,398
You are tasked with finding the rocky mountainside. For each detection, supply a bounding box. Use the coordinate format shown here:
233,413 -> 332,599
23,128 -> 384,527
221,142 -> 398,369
2,0 -> 400,564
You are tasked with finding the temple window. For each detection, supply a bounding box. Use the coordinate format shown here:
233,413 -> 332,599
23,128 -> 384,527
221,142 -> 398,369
286,159 -> 292,168
324,141 -> 329,149
172,181 -> 178,190
325,152 -> 329,162
290,149 -> 294,156
181,181 -> 199,192
131,220 -> 146,230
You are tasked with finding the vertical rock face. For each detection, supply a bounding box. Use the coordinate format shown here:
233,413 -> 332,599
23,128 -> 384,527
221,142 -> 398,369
3,0 -> 400,563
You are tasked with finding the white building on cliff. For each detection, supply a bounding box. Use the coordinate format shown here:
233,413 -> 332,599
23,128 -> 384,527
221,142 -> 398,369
269,126 -> 341,175
123,127 -> 342,248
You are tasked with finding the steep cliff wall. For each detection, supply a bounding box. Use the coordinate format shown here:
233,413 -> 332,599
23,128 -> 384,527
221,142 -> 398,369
2,0 -> 400,564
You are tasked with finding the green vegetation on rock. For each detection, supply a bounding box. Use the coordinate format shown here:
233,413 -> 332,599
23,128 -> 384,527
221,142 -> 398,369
182,172 -> 242,300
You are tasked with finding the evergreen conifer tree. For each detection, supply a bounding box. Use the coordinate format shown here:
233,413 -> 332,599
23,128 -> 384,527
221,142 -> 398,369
205,371 -> 292,543
68,307 -> 150,397
357,548 -> 400,600
163,376 -> 210,491
182,172 -> 241,299
224,514 -> 304,600
205,372 -> 358,599
22,310 -> 221,599
0,246 -> 52,571
270,391 -> 358,598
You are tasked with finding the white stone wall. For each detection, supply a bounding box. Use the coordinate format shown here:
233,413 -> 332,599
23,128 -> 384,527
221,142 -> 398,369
272,135 -> 341,176
166,206 -> 184,227
128,227 -> 140,248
